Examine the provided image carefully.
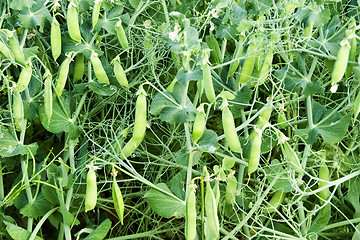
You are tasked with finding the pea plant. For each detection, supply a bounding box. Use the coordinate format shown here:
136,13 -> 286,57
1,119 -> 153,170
0,0 -> 360,239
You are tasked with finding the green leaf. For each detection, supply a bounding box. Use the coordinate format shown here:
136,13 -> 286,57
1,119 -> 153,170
196,129 -> 219,153
308,204 -> 331,233
216,24 -> 238,40
87,82 -> 117,96
344,179 -> 360,218
274,63 -> 324,96
0,127 -> 38,158
175,67 -> 202,86
296,100 -> 351,144
10,0 -> 35,10
184,27 -> 199,48
229,4 -> 247,24
59,205 -> 80,226
18,0 -> 51,31
263,160 -> 296,193
228,86 -> 252,118
5,221 -> 43,240
352,223 -> 360,240
144,183 -> 185,218
170,171 -> 186,200
42,182 -> 60,206
150,83 -> 196,123
19,194 -> 52,218
38,98 -> 79,136
222,157 -> 235,170
83,219 -> 112,240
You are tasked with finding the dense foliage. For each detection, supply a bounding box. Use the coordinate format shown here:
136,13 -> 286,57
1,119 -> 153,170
0,0 -> 360,239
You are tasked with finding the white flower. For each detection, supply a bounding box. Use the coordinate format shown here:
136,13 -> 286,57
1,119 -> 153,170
169,31 -> 178,41
209,21 -> 215,31
210,8 -> 220,18
169,23 -> 181,41
330,83 -> 338,93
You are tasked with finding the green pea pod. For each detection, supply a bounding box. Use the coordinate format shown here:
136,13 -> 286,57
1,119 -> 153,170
73,53 -> 85,82
255,47 -> 273,87
203,62 -> 216,102
115,19 -> 129,50
225,174 -> 237,204
113,58 -> 129,89
213,180 -> 220,206
277,106 -> 287,128
263,190 -> 285,214
227,39 -> 244,78
16,61 -> 32,92
331,38 -> 350,86
257,106 -> 272,129
43,69 -> 53,124
318,163 -> 330,203
13,89 -> 25,132
185,181 -> 197,240
248,129 -> 262,175
0,41 -> 14,61
239,36 -> 257,84
345,36 -> 356,80
354,90 -> 360,121
133,88 -> 147,140
112,175 -> 125,224
8,31 -> 26,66
90,52 -> 109,85
51,15 -> 61,61
67,1 -> 82,43
205,33 -> 221,64
205,176 -> 219,240
193,104 -> 206,143
85,164 -> 97,212
282,139 -> 302,173
122,137 -> 142,157
55,55 -> 71,96
92,0 -> 101,29
222,104 -> 242,154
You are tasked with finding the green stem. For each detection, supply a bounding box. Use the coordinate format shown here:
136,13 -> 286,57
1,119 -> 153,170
160,0 -> 169,25
64,137 -> 76,240
222,175 -> 279,240
306,96 -> 314,128
201,178 -> 205,240
0,165 -> 4,200
323,217 -> 360,231
29,207 -> 59,240
21,156 -> 33,232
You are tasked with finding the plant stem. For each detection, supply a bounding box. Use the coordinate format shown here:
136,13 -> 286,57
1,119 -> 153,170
29,207 -> 59,240
20,156 -> 33,232
297,201 -> 307,236
64,137 -> 77,240
0,166 -> 4,200
306,96 -> 314,129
